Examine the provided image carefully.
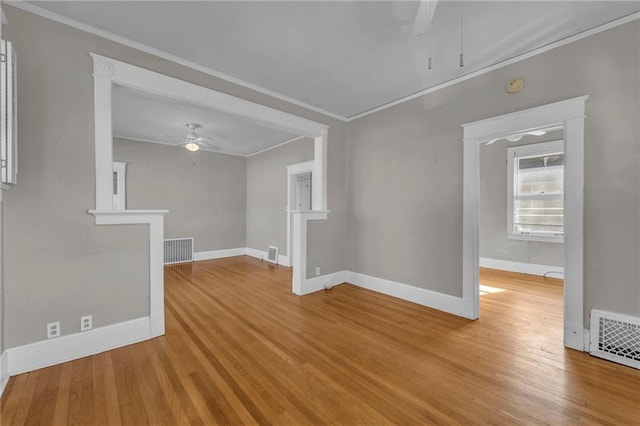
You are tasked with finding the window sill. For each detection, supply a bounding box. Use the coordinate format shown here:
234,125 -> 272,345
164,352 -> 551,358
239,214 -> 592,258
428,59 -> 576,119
507,233 -> 564,244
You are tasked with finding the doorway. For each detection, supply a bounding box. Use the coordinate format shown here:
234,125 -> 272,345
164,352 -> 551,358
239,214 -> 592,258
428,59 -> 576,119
462,96 -> 588,351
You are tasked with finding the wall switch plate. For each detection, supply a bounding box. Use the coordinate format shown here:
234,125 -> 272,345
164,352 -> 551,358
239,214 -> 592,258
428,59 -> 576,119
315,267 -> 321,276
80,315 -> 93,332
47,321 -> 61,339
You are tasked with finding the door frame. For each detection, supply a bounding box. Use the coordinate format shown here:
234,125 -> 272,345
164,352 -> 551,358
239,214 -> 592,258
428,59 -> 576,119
286,160 -> 314,267
461,96 -> 588,351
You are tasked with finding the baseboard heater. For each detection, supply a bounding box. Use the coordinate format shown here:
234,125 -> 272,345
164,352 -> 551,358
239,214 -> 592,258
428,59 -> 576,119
163,238 -> 194,264
589,309 -> 640,369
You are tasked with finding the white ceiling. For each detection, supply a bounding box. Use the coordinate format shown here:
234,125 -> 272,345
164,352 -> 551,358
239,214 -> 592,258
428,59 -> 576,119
23,1 -> 640,119
112,84 -> 300,156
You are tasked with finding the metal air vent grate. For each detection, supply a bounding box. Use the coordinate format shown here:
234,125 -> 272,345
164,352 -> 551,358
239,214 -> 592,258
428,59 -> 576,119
164,238 -> 194,265
590,310 -> 640,369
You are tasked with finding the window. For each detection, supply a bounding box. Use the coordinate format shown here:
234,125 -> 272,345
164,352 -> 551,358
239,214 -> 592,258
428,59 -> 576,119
507,140 -> 564,243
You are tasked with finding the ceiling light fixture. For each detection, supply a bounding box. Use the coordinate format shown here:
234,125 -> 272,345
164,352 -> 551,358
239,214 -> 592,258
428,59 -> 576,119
177,123 -> 221,152
184,142 -> 200,152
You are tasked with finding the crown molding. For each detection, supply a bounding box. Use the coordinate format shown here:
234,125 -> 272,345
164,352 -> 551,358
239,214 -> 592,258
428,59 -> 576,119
5,0 -> 348,122
347,11 -> 640,122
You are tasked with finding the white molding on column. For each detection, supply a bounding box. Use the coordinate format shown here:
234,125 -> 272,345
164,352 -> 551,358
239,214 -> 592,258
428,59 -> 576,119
292,210 -> 329,295
462,96 -> 588,351
89,210 -> 168,337
4,317 -> 150,378
479,258 -> 564,277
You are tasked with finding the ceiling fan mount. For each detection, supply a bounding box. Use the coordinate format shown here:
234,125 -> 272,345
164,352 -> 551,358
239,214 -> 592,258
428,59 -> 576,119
179,123 -> 221,152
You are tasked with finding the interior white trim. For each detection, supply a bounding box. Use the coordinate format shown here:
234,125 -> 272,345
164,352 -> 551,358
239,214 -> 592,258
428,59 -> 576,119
90,54 -> 329,350
194,248 -> 247,262
89,209 -> 167,337
0,350 -> 9,397
303,270 -> 348,294
6,0 -> 348,122
463,96 -> 587,351
479,257 -> 564,277
346,271 -> 469,318
292,210 -> 330,295
347,12 -> 639,122
4,317 -> 150,377
246,247 -> 290,267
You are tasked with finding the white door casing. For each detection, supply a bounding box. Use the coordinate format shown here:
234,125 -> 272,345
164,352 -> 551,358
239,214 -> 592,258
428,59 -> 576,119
462,96 -> 588,351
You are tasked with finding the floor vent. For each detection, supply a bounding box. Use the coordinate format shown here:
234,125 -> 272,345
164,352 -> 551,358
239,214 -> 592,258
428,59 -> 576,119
164,238 -> 194,265
589,309 -> 640,369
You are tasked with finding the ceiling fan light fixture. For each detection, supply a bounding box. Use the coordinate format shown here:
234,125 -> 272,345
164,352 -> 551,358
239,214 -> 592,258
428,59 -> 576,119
185,142 -> 200,152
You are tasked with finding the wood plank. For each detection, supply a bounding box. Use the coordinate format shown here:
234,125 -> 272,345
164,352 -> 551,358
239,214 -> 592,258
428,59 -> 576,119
1,258 -> 639,425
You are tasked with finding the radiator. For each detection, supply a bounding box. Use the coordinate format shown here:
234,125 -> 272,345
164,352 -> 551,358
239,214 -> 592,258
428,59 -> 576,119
164,238 -> 194,265
589,309 -> 640,369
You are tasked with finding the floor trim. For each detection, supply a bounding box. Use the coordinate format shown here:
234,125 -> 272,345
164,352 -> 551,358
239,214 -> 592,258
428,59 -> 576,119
302,270 -> 348,294
5,317 -> 151,377
246,247 -> 290,267
346,271 -> 467,318
0,350 -> 9,397
194,248 -> 248,262
479,257 -> 564,277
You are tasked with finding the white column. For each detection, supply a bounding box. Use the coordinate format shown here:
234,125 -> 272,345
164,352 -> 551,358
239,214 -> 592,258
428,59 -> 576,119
313,134 -> 327,211
563,116 -> 585,351
462,137 -> 480,320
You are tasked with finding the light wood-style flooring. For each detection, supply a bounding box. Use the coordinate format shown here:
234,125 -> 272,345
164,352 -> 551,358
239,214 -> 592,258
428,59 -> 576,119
1,256 -> 639,425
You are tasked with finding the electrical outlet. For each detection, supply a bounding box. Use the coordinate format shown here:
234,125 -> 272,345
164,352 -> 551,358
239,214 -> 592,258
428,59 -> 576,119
47,321 -> 61,339
315,267 -> 321,276
80,315 -> 93,332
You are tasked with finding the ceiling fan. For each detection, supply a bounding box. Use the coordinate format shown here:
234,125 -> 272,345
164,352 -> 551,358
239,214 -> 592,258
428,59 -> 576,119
178,123 -> 221,152
411,0 -> 439,37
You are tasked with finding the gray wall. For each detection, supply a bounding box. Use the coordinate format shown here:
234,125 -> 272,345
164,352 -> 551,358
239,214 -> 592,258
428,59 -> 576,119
0,201 -> 4,353
114,138 -> 247,252
479,136 -> 564,267
347,21 -> 640,320
3,5 -> 345,348
246,138 -> 314,256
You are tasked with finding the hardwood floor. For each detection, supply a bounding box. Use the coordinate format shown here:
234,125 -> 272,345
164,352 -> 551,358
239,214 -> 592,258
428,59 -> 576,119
2,257 -> 639,425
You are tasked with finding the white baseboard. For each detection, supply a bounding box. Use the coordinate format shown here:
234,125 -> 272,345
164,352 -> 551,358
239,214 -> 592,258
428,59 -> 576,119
346,271 -> 467,317
246,247 -> 290,267
6,317 -> 151,377
194,247 -> 247,261
0,350 -> 9,397
479,257 -> 564,277
300,270 -> 348,295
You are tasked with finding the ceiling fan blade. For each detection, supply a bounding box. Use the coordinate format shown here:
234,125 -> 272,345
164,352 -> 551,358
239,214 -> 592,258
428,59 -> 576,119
411,0 -> 438,37
197,140 -> 221,151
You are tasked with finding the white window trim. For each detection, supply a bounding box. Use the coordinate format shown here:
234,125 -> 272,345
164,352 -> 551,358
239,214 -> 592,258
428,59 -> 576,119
507,140 -> 564,244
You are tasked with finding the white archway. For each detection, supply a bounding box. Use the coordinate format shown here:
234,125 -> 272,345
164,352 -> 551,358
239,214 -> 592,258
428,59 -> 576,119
462,96 -> 588,351
88,54 -> 329,338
